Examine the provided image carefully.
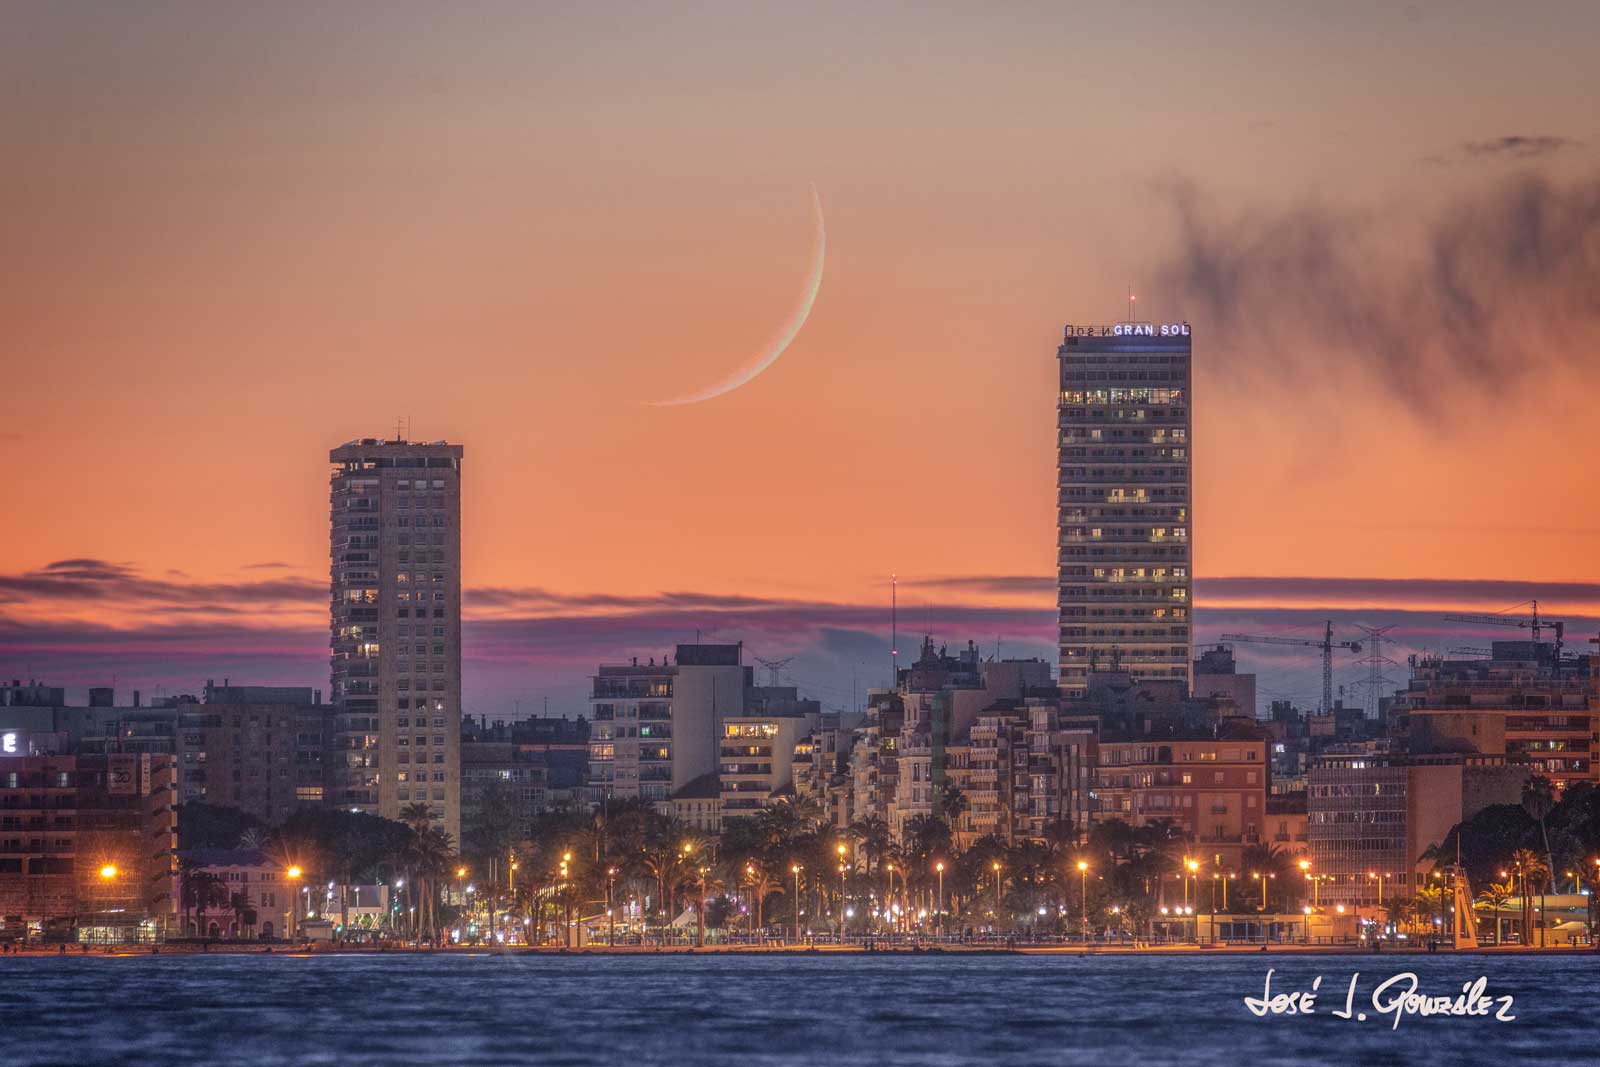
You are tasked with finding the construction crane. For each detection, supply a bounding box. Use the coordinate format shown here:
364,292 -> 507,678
754,656 -> 794,688
1220,620 -> 1362,715
1448,647 -> 1493,658
1442,599 -> 1565,662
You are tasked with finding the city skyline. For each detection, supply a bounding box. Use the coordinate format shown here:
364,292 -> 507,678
3,11 -> 1600,1065
3,2 -> 1598,714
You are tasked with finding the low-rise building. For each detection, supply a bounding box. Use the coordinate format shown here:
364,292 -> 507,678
177,847 -> 292,939
661,772 -> 721,834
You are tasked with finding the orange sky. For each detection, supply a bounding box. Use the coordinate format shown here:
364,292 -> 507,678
2,3 -> 1597,710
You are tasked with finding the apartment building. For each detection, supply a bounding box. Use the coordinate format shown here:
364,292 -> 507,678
1057,322 -> 1193,698
0,753 -> 177,938
1094,732 -> 1267,869
328,438 -> 464,842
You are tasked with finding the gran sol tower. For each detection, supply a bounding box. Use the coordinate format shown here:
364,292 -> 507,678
1057,322 -> 1192,699
328,438 -> 464,843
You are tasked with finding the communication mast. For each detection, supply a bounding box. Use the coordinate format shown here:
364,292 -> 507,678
890,573 -> 898,688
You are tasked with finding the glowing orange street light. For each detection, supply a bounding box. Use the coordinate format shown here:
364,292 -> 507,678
99,864 -> 117,880
285,865 -> 304,940
791,863 -> 803,943
1076,860 -> 1090,938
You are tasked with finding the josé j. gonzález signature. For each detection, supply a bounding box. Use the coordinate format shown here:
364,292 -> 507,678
1244,969 -> 1515,1029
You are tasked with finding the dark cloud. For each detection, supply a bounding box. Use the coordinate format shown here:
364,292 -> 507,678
1157,174 -> 1600,418
1199,576 -> 1600,610
874,574 -> 1600,614
3,565 -> 1595,716
0,559 -> 323,606
242,561 -> 294,570
1458,135 -> 1582,161
901,575 -> 1055,597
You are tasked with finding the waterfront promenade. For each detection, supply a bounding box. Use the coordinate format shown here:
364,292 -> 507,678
3,939 -> 1590,958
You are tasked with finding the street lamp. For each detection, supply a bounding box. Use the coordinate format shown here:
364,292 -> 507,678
1076,860 -> 1089,941
837,862 -> 848,944
991,861 -> 1002,926
1300,859 -> 1320,907
835,843 -> 849,944
607,867 -> 618,947
99,864 -> 118,880
1184,858 -> 1199,910
935,861 -> 945,937
286,865 -> 303,940
791,864 -> 803,944
885,863 -> 896,935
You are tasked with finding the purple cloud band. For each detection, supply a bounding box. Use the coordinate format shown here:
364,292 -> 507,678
1,559 -> 1594,713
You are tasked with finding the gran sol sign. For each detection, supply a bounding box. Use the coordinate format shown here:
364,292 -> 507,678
1064,322 -> 1190,338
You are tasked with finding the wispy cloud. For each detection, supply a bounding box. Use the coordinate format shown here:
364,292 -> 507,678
1157,173 -> 1600,419
1456,135 -> 1583,161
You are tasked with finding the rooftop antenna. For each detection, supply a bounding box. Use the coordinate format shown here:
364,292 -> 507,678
890,574 -> 898,687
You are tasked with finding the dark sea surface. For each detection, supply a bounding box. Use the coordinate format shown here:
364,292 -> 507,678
0,951 -> 1593,1067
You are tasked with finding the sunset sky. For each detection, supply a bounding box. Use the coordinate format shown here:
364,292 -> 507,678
3,2 -> 1597,715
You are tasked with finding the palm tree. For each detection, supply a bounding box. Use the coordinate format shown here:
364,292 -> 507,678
1240,841 -> 1291,909
741,861 -> 783,935
229,890 -> 253,939
1508,848 -> 1548,946
937,784 -> 968,828
641,828 -> 685,944
176,856 -> 202,934
1414,884 -> 1445,936
407,826 -> 456,941
400,801 -> 435,834
848,817 -> 893,874
1522,777 -> 1557,883
1476,879 -> 1514,945
1382,896 -> 1416,935
187,870 -> 227,938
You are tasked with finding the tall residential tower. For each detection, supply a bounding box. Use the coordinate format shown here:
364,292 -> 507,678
328,438 -> 464,842
1057,323 -> 1192,698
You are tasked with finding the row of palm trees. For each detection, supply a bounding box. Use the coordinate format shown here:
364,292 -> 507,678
199,803 -> 463,941
454,793 -> 1322,942
197,774 -> 1591,945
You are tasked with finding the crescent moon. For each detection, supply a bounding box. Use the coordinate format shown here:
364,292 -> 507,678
649,185 -> 825,406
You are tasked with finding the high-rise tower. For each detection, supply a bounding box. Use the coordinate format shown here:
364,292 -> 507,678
328,438 -> 464,842
1057,323 -> 1192,699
